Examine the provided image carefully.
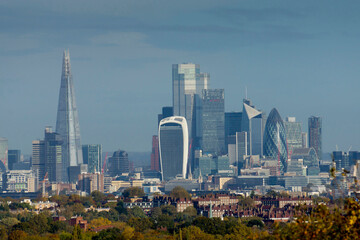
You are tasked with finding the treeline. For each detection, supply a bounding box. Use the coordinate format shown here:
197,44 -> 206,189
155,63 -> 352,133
0,188 -> 359,239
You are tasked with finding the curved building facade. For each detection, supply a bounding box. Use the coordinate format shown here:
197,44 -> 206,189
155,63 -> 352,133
263,108 -> 288,173
159,116 -> 188,181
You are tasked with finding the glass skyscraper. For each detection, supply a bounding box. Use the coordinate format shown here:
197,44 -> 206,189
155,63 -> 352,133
159,116 -> 188,181
56,50 -> 83,182
241,99 -> 266,156
263,108 -> 288,174
0,138 -> 8,170
201,89 -> 225,155
82,144 -> 102,173
308,116 -> 322,160
284,117 -> 302,156
225,112 -> 242,152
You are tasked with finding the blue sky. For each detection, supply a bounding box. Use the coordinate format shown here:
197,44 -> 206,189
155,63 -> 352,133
0,0 -> 359,155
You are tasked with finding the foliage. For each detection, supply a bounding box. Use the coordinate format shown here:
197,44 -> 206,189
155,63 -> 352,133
123,187 -> 145,198
169,186 -> 191,199
9,202 -> 32,210
128,206 -> 146,218
128,217 -> 153,232
88,217 -> 112,230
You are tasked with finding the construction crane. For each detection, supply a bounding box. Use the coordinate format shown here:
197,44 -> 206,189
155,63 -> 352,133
102,152 -> 108,174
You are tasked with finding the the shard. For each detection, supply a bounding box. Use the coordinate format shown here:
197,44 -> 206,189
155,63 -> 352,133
56,50 -> 83,182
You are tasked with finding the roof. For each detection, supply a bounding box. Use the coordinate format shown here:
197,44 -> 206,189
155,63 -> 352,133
292,148 -> 311,156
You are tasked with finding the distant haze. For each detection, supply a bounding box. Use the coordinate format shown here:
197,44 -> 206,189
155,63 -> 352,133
0,0 -> 359,154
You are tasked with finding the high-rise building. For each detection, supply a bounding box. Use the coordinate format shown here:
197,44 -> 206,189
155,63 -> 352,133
263,108 -> 288,174
308,116 -> 322,160
8,150 -> 21,170
158,106 -> 174,127
236,131 -> 248,170
0,138 -> 8,170
44,127 -> 63,183
284,117 -> 302,156
301,132 -> 308,148
78,172 -> 104,194
159,116 -> 188,181
172,64 -> 209,173
292,148 -> 320,175
56,50 -> 83,182
241,99 -> 266,156
82,144 -> 102,173
201,89 -> 225,155
150,136 -> 160,172
225,112 -> 242,152
32,139 -> 45,183
108,150 -> 129,177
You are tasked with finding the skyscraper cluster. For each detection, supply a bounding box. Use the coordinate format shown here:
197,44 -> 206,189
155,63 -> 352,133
155,63 -> 325,181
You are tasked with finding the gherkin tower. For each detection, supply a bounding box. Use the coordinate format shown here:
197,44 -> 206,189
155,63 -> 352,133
56,50 -> 83,182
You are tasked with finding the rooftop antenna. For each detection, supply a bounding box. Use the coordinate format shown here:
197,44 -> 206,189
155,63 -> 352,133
245,86 -> 248,99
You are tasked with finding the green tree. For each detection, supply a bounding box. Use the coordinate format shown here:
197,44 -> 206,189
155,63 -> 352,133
123,187 -> 145,198
169,186 -> 190,199
128,217 -> 153,232
71,225 -> 83,240
8,230 -> 28,240
91,191 -> 106,206
161,205 -> 177,216
128,206 -> 146,218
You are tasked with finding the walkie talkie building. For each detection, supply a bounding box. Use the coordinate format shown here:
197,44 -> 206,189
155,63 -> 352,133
159,116 -> 188,181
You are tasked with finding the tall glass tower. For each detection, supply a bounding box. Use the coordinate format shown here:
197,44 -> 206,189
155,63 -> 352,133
56,50 -> 83,182
263,108 -> 288,174
308,116 -> 322,160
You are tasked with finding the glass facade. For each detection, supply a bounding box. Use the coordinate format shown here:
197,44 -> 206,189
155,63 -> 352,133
308,116 -> 322,160
8,150 -> 21,170
241,99 -> 265,156
0,137 -> 8,170
225,112 -> 242,150
201,89 -> 225,154
159,124 -> 185,181
263,108 -> 288,173
292,147 -> 320,175
82,144 -> 102,173
56,50 -> 83,182
44,127 -> 63,183
284,117 -> 302,156
108,150 -> 129,177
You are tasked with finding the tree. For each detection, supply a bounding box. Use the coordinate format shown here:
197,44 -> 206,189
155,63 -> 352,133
115,201 -> 127,215
8,230 -> 28,240
91,191 -> 106,206
128,206 -> 146,218
128,217 -> 153,232
181,226 -> 215,240
88,217 -> 112,230
122,187 -> 145,198
71,225 -> 83,240
169,186 -> 190,199
0,217 -> 19,228
183,206 -> 197,217
161,205 -> 177,216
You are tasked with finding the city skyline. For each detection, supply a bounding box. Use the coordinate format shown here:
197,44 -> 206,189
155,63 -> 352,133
1,1 -> 360,154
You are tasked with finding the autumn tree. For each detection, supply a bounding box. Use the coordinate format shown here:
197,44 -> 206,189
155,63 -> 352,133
123,187 -> 145,198
169,186 -> 190,199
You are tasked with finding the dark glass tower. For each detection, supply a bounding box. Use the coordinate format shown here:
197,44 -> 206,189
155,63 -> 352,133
56,50 -> 83,182
82,144 -> 102,173
201,89 -> 225,155
308,116 -> 322,160
108,150 -> 129,177
263,108 -> 288,173
225,112 -> 242,152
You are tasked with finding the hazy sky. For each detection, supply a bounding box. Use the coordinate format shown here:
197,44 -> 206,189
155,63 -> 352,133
0,0 -> 359,155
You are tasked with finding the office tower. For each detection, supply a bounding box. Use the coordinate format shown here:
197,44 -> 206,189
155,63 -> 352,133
56,50 -> 83,182
108,150 -> 129,177
263,108 -> 288,174
301,132 -> 308,148
158,106 -> 174,126
332,151 -> 351,172
172,64 -> 209,173
0,138 -> 8,170
68,164 -> 88,183
349,151 -> 360,166
236,131 -> 248,170
308,116 -> 322,160
78,172 -> 104,194
8,150 -> 21,170
284,117 -> 302,156
82,144 -> 102,173
44,127 -> 63,183
292,148 -> 320,175
241,99 -> 266,156
159,116 -> 188,181
225,112 -> 242,152
201,89 -> 225,154
32,140 -> 45,183
173,63 -> 208,115
150,136 -> 160,171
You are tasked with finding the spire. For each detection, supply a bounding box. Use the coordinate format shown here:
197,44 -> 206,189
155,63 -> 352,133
56,50 -> 83,182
